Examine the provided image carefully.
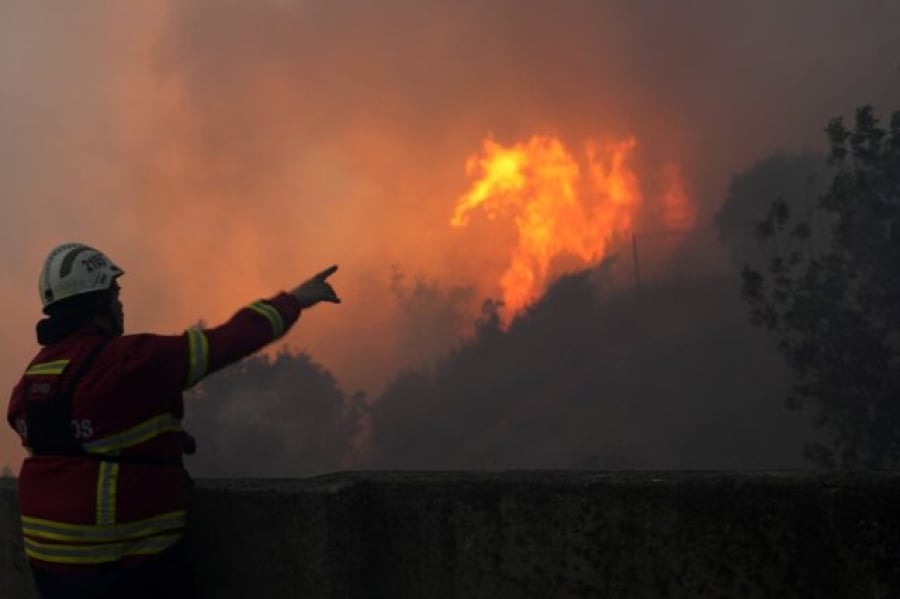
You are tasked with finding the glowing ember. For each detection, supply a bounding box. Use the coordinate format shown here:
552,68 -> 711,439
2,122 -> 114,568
451,134 -> 693,323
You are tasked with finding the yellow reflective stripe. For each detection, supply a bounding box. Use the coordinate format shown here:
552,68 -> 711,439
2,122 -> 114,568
24,532 -> 182,565
95,461 -> 118,526
247,301 -> 285,338
22,510 -> 186,543
81,413 -> 182,454
185,328 -> 209,388
25,359 -> 71,376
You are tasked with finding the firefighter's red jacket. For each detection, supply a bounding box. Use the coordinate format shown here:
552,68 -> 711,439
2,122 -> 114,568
6,292 -> 302,569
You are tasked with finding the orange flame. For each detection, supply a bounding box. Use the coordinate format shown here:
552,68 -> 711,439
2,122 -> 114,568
451,134 -> 693,322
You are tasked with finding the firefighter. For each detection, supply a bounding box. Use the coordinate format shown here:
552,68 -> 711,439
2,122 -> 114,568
6,242 -> 340,598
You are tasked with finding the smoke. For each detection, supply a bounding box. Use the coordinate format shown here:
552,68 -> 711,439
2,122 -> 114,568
2,0 -> 899,469
716,152 -> 832,269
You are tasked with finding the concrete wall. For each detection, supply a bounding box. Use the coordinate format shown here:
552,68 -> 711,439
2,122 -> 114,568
3,472 -> 900,598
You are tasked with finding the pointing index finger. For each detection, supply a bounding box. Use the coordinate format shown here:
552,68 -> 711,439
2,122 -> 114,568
315,265 -> 339,280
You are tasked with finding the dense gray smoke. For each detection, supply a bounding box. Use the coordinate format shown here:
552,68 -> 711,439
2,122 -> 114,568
2,1 -> 899,471
717,152 -> 832,270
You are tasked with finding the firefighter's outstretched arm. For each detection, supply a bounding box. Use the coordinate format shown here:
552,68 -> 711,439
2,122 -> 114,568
176,265 -> 341,390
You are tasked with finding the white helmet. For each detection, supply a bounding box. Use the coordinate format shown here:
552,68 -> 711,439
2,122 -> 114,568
39,243 -> 124,309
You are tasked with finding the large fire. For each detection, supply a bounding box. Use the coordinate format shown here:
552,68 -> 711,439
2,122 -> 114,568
451,135 -> 694,322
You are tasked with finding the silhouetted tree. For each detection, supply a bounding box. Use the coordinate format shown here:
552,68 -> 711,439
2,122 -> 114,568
184,349 -> 362,476
743,105 -> 900,468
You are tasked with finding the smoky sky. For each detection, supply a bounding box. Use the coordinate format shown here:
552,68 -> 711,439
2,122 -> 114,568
2,0 -> 899,468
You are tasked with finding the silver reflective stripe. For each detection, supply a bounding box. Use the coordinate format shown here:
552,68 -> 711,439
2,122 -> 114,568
21,510 -> 186,543
81,413 -> 182,454
96,461 -> 118,526
185,328 -> 209,388
247,301 -> 286,338
24,532 -> 182,565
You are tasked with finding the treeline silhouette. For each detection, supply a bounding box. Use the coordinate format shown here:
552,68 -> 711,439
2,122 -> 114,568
183,351 -> 363,476
368,267 -> 810,470
184,258 -> 814,475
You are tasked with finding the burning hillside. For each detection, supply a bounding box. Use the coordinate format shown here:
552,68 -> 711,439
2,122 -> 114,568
451,134 -> 696,322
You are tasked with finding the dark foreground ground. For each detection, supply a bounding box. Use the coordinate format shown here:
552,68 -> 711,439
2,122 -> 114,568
2,471 -> 899,598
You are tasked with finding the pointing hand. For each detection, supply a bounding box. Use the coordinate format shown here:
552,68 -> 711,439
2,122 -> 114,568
291,265 -> 341,309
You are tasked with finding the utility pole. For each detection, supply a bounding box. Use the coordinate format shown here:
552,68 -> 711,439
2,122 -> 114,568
632,232 -> 641,293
